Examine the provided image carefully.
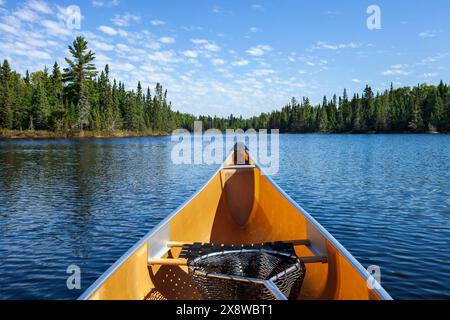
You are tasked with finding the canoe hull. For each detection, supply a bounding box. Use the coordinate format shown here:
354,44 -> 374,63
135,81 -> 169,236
80,149 -> 391,300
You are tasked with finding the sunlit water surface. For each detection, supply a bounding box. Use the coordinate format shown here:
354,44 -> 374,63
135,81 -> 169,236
0,135 -> 449,299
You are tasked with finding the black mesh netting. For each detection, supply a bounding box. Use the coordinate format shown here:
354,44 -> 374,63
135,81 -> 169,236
188,250 -> 305,300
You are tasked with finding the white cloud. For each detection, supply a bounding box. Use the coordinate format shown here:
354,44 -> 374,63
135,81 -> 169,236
287,56 -> 296,62
418,31 -> 437,38
325,10 -> 340,16
422,73 -> 438,78
204,43 -> 220,52
151,20 -> 166,26
159,36 -> 175,44
212,5 -> 222,14
421,57 -> 437,64
0,22 -> 18,34
382,64 -> 410,76
383,70 -> 409,76
249,27 -> 259,33
191,39 -> 208,45
116,43 -> 131,52
251,4 -> 264,11
391,64 -> 403,69
352,79 -> 361,83
41,19 -> 72,38
112,13 -> 140,27
313,41 -> 361,50
0,41 -> 52,60
27,49 -> 52,59
191,39 -> 221,52
91,40 -> 114,51
1,15 -> 22,31
14,8 -> 39,22
211,58 -> 226,66
98,25 -> 118,36
303,56 -> 328,67
246,45 -> 272,56
252,69 -> 275,76
25,38 -> 58,48
28,0 -> 52,14
181,25 -> 202,31
114,63 -> 135,72
182,50 -> 198,58
144,41 -> 160,50
419,53 -> 449,65
231,59 -> 249,67
95,53 -> 112,63
92,0 -> 120,8
147,50 -> 178,64
0,0 -> 5,6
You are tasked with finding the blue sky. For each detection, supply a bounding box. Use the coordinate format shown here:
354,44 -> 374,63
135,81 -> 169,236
0,0 -> 449,117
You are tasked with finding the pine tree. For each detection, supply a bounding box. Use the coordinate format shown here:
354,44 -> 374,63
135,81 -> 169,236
374,93 -> 386,131
111,79 -> 121,130
0,60 -> 13,129
98,65 -> 114,130
328,94 -> 337,131
407,87 -> 424,132
445,92 -> 450,132
152,83 -> 163,131
63,36 -> 97,129
145,87 -> 153,129
352,94 -> 363,132
430,95 -> 444,131
31,81 -> 50,130
362,85 -> 375,131
319,107 -> 329,132
134,81 -> 145,131
49,62 -> 65,130
341,89 -> 352,131
124,91 -> 137,131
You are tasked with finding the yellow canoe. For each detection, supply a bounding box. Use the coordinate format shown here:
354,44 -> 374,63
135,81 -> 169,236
79,146 -> 391,300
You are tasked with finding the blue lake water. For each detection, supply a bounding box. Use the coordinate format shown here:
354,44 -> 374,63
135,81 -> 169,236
0,134 -> 449,300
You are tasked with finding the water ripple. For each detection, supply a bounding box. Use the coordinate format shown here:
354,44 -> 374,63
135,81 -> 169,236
0,135 -> 449,300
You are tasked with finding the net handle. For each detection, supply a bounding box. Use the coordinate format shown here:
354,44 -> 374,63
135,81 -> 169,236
148,258 -> 188,266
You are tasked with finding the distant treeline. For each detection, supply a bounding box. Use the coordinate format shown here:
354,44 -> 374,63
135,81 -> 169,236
0,36 -> 449,134
198,83 -> 450,133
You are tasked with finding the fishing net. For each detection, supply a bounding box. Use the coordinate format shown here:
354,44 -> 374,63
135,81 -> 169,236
183,243 -> 305,300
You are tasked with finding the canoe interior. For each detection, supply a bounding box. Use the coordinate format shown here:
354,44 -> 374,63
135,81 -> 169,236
81,147 -> 389,300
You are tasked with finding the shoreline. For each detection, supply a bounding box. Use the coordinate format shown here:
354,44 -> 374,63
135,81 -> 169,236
0,130 -> 168,140
0,129 -> 448,140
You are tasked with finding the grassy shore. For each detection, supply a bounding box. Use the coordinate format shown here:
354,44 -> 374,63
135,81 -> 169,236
0,129 -> 168,139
